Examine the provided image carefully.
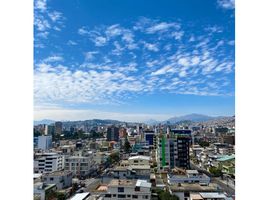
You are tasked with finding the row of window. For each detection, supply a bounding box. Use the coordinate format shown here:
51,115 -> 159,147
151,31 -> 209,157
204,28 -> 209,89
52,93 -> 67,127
104,194 -> 149,199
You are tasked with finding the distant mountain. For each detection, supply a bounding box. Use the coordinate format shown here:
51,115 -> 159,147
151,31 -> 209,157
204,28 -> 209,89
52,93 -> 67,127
34,119 -> 55,125
144,119 -> 160,125
165,114 -> 220,124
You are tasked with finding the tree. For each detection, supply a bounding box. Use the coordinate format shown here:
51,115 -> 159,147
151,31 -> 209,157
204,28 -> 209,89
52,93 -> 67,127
108,152 -> 120,164
199,141 -> 210,148
209,166 -> 222,177
55,192 -> 66,200
154,189 -> 180,200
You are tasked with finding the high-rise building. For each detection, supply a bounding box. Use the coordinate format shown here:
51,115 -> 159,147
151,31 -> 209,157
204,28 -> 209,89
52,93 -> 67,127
107,126 -> 119,142
144,130 -> 155,146
55,121 -> 62,135
156,129 -> 191,170
37,135 -> 52,150
44,124 -> 55,135
119,127 -> 127,138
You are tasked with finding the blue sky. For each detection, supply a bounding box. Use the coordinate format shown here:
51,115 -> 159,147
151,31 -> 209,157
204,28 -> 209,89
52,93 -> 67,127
34,0 -> 235,122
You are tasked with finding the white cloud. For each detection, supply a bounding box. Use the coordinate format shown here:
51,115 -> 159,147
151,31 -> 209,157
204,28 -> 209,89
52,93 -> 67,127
146,22 -> 180,34
35,18 -> 50,31
144,42 -> 159,52
105,24 -> 123,37
178,57 -> 190,67
151,65 -> 175,76
48,11 -> 62,22
94,36 -> 107,46
84,51 -> 98,61
35,0 -> 47,12
44,56 -> 64,63
34,0 -> 65,40
191,56 -> 201,65
171,31 -> 184,40
67,40 -> 77,45
78,27 -> 90,35
205,25 -> 223,33
217,0 -> 235,9
34,63 -> 145,105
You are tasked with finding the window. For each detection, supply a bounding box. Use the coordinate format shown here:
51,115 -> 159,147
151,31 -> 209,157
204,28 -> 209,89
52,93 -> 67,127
127,195 -> 131,197
143,195 -> 148,199
135,186 -> 140,191
118,194 -> 126,198
118,187 -> 124,193
113,194 -> 116,197
50,177 -> 54,181
132,195 -> 138,199
104,194 -> 111,197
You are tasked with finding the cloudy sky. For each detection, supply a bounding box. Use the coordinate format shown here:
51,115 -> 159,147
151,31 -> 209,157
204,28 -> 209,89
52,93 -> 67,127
34,0 -> 235,122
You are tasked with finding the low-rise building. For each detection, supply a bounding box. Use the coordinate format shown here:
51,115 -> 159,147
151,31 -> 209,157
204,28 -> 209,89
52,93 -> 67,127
34,182 -> 56,200
169,183 -> 222,200
34,153 -> 64,174
42,171 -> 72,190
128,155 -> 151,166
103,179 -> 152,200
168,170 -> 210,186
65,154 -> 96,178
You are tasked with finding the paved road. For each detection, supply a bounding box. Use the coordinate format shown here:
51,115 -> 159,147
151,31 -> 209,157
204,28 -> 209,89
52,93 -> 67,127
211,177 -> 235,196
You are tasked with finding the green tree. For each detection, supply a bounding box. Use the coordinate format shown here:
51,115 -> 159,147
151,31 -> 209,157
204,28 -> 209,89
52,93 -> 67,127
56,192 -> 66,200
209,166 -> 222,177
199,141 -> 210,147
108,152 -> 120,164
154,189 -> 180,200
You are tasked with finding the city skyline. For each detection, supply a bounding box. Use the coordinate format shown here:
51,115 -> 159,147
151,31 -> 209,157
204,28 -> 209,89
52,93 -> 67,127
34,0 -> 235,122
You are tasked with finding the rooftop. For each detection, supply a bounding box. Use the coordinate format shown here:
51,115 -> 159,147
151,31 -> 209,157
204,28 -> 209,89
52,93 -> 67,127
186,170 -> 199,174
96,185 -> 108,191
169,183 -> 221,192
43,170 -> 72,177
199,192 -> 227,198
109,179 -> 136,186
70,192 -> 91,200
216,155 -> 235,162
136,180 -> 151,188
190,193 -> 203,200
128,155 -> 151,161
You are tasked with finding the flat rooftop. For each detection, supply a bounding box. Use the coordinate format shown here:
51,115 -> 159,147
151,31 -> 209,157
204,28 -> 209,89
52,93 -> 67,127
186,170 -> 199,174
200,192 -> 227,198
109,179 -> 136,186
128,155 -> 151,161
96,185 -> 108,191
170,183 -> 221,192
44,170 -> 72,176
190,193 -> 203,200
70,192 -> 90,200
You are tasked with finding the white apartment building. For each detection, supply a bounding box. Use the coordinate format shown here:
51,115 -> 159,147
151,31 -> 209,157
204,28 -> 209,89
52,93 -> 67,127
65,154 -> 96,178
103,179 -> 151,200
168,170 -> 210,186
128,155 -> 151,166
38,135 -> 52,150
42,171 -> 72,190
34,153 -> 64,174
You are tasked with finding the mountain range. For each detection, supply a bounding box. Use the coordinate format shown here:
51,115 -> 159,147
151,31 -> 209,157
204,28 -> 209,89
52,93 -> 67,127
34,114 -> 232,126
